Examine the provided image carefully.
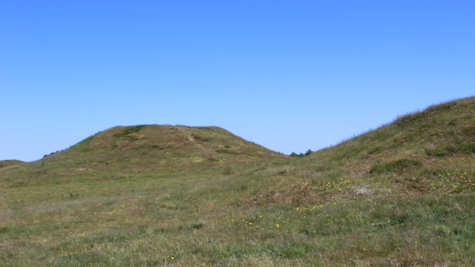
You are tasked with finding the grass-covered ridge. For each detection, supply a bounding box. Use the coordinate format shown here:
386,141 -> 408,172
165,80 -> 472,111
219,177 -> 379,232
0,160 -> 24,168
0,97 -> 474,266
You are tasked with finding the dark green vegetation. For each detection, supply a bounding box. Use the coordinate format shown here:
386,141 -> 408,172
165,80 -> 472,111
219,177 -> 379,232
1,97 -> 474,266
290,149 -> 314,157
369,159 -> 422,174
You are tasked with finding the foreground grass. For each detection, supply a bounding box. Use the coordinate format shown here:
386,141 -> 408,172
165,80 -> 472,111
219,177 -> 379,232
2,172 -> 474,266
1,97 -> 474,266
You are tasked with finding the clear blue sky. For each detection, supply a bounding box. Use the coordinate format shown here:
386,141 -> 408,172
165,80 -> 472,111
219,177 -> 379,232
1,0 -> 474,162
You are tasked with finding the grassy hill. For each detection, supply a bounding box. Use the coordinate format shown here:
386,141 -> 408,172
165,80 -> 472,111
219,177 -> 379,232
0,97 -> 474,266
0,160 -> 24,168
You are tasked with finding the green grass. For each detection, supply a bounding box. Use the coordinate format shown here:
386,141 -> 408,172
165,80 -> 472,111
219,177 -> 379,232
0,97 -> 475,266
369,158 -> 422,174
0,160 -> 24,168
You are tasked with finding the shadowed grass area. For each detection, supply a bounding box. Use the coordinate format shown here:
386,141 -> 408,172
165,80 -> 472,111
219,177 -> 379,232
370,159 -> 422,174
0,97 -> 474,266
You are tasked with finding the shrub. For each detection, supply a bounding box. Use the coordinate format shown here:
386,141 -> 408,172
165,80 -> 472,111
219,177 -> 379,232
290,150 -> 313,157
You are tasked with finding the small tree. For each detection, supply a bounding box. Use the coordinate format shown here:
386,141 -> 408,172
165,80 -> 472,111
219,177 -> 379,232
291,150 -> 314,157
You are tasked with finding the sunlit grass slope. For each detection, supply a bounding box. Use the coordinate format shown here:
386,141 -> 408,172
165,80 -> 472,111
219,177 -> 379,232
0,160 -> 24,168
0,97 -> 474,266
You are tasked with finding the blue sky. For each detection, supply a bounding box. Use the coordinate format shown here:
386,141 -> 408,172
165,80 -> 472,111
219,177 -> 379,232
1,0 -> 474,161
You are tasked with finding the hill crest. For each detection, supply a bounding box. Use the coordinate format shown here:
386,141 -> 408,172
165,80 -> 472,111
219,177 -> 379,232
42,124 -> 288,170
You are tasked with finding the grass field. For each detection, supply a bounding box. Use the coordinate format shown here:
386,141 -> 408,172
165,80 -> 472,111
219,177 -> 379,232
1,97 -> 474,266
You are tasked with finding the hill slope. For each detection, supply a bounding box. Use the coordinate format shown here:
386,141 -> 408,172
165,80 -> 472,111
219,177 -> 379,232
0,97 -> 474,266
0,160 -> 24,168
0,125 -> 287,189
49,124 -> 286,167
244,97 -> 475,207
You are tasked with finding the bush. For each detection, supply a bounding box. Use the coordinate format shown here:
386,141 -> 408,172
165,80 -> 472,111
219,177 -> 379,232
290,149 -> 313,157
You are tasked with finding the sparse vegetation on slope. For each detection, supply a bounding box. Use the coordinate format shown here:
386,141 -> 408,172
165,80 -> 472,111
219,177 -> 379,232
0,97 -> 474,266
0,160 -> 23,168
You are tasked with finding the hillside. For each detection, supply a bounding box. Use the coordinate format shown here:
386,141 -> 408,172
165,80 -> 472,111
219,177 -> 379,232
66,124 -> 286,164
246,96 -> 475,207
0,97 -> 474,266
0,125 -> 286,189
46,124 -> 286,167
0,160 -> 24,168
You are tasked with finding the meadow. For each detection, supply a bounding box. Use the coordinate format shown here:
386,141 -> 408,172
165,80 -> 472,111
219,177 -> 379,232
1,97 -> 474,266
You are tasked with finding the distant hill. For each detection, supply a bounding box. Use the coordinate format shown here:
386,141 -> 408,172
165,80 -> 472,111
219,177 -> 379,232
0,125 -> 287,188
46,124 -> 287,168
0,159 -> 24,168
